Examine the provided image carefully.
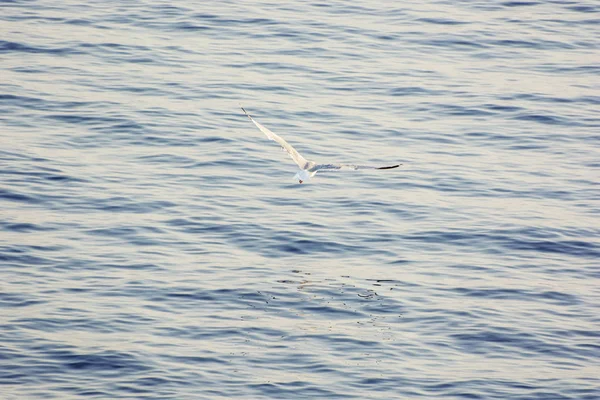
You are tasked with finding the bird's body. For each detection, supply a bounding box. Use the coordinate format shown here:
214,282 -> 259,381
241,107 -> 400,183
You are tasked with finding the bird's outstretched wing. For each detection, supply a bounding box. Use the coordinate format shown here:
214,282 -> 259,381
242,107 -> 311,170
313,163 -> 401,172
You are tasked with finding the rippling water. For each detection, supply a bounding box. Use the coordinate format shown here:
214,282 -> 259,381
2,1 -> 599,399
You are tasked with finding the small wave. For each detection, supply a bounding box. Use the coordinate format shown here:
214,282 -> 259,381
0,40 -> 82,55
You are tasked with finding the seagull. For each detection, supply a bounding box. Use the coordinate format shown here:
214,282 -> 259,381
242,107 -> 401,183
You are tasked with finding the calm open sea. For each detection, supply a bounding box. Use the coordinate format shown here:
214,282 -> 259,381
1,0 -> 599,399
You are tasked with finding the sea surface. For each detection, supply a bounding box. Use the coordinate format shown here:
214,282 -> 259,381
1,1 -> 599,399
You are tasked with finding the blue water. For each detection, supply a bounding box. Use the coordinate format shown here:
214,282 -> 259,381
2,1 -> 599,399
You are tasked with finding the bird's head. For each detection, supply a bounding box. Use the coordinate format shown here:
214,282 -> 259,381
294,170 -> 310,184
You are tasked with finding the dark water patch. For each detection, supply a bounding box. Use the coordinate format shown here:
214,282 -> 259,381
0,93 -> 46,108
90,198 -> 177,214
0,221 -> 57,233
240,326 -> 291,340
451,287 -> 579,306
165,218 -> 230,234
417,18 -> 468,25
574,17 -> 600,26
195,135 -> 233,144
78,42 -> 151,53
513,113 -> 573,126
86,226 -> 161,237
190,14 -> 279,27
420,38 -> 489,50
0,245 -> 61,266
294,109 -> 339,120
0,93 -> 102,112
536,64 -> 600,75
388,259 -> 414,267
465,131 -> 540,149
507,143 -> 549,151
300,304 -> 363,318
422,379 -> 518,398
433,104 -> 494,117
0,40 -> 83,55
271,238 -> 366,256
374,34 -> 399,41
85,226 -> 170,246
428,176 -> 480,193
104,85 -> 164,94
249,382 -> 342,399
451,328 -> 595,361
328,4 -> 378,16
124,57 -> 156,64
293,220 -> 329,230
501,1 -> 540,6
68,127 -> 148,147
482,104 -> 523,113
506,237 -> 600,258
46,113 -> 136,127
10,65 -> 69,75
156,326 -> 246,341
235,61 -> 323,75
389,86 -> 443,97
0,150 -> 48,163
15,314 -> 151,334
136,153 -> 197,166
1,11 -> 70,23
0,188 -> 43,204
128,134 -> 196,146
299,333 -> 380,349
133,376 -> 176,388
150,3 -> 191,15
487,186 -> 593,201
65,18 -> 93,26
237,83 -> 294,94
574,95 -> 600,105
146,287 -> 284,310
404,229 -> 600,259
565,5 -> 598,13
1,169 -> 87,185
165,291 -> 216,302
40,348 -> 150,373
166,217 -> 377,257
0,292 -> 45,308
505,92 -> 598,105
172,22 -> 212,32
97,262 -> 163,271
76,42 -> 168,65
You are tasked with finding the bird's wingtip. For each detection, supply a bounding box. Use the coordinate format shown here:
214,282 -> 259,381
241,106 -> 252,119
377,164 -> 401,170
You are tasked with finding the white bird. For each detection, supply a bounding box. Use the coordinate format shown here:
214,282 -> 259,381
242,107 -> 401,183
